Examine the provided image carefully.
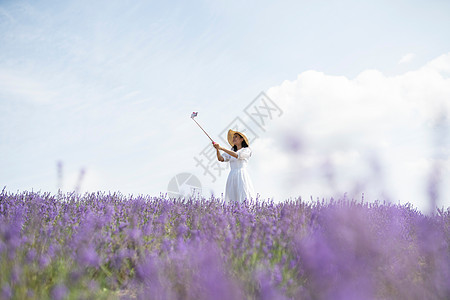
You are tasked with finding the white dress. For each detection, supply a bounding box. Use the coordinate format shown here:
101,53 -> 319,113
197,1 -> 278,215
221,147 -> 256,203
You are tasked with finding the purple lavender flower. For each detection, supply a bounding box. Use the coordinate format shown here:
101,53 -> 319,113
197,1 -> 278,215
77,246 -> 100,267
1,283 -> 12,299
0,189 -> 448,299
50,284 -> 68,300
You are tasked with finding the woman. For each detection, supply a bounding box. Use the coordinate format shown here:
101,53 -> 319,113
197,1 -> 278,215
213,129 -> 256,203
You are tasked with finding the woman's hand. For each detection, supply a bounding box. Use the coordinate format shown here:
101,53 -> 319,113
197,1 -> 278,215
213,142 -> 221,150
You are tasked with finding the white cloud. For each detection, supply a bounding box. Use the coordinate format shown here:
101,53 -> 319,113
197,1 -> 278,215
398,53 -> 415,64
425,53 -> 450,74
258,52 -> 450,211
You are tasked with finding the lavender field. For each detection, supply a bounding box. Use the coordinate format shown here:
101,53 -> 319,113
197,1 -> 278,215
0,188 -> 449,299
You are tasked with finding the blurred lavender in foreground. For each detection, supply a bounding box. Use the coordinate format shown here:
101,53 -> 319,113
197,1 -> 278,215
55,161 -> 86,195
56,160 -> 63,191
428,109 -> 449,215
0,189 -> 448,299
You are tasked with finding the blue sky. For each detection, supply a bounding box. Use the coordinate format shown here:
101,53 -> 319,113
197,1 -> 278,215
1,0 -> 449,211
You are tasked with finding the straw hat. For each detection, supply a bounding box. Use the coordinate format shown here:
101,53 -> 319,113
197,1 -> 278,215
227,129 -> 250,147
